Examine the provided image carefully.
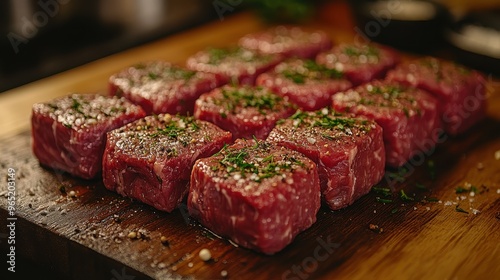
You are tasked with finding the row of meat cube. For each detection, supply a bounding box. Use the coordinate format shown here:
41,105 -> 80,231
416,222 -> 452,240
31,26 -> 486,254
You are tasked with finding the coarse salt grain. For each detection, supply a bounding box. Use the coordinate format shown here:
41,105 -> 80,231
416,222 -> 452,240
221,270 -> 228,277
495,150 -> 500,160
199,248 -> 211,261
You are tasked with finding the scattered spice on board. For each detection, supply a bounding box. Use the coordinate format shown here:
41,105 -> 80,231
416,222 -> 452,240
369,224 -> 383,233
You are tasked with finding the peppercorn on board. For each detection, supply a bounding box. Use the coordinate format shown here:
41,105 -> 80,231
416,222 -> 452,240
1,10 -> 500,280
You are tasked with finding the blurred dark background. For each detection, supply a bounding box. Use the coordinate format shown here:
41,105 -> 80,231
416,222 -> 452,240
1,0 -> 499,93
0,0 -> 222,93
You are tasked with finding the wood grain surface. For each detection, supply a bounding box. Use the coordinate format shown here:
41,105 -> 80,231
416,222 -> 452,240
1,3 -> 500,280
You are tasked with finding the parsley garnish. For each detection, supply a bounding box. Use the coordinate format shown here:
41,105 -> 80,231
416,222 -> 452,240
372,186 -> 392,197
313,115 -> 355,131
376,197 -> 393,203
150,116 -> 200,142
343,45 -> 380,58
216,140 -> 303,182
148,72 -> 159,80
455,185 -> 478,194
400,190 -> 414,202
220,87 -> 281,114
387,167 -> 408,183
427,160 -> 436,180
281,60 -> 343,84
415,182 -> 427,190
455,205 -> 469,214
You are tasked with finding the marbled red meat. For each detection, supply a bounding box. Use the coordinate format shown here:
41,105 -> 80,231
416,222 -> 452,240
267,109 -> 385,210
386,57 -> 486,135
316,43 -> 400,86
332,81 -> 442,167
194,85 -> 296,140
256,58 -> 352,111
31,94 -> 146,179
186,46 -> 283,85
108,61 -> 227,115
188,139 -> 320,254
102,114 -> 232,212
239,26 -> 332,59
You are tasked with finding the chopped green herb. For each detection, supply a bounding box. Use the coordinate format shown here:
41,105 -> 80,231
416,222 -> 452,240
415,182 -> 427,190
170,68 -> 196,80
150,116 -> 200,141
219,87 -> 282,114
148,72 -> 159,80
313,115 -> 355,131
343,45 -> 380,58
59,185 -> 67,194
455,185 -> 479,194
216,141 -> 304,183
427,160 -> 436,180
280,59 -> 343,84
372,186 -> 392,197
426,197 -> 439,202
400,190 -> 414,202
455,205 -> 469,214
321,134 -> 335,141
376,197 -> 393,203
207,48 -> 231,64
455,186 -> 468,194
403,107 -> 410,118
206,47 -> 269,65
391,208 -> 399,214
282,70 -> 306,84
387,168 -> 408,183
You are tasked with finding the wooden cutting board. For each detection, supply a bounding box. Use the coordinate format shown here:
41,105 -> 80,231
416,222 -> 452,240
1,5 -> 500,280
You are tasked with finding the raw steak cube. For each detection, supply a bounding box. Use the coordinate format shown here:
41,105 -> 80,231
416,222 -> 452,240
316,43 -> 400,86
256,58 -> 352,111
186,46 -> 283,85
239,26 -> 333,59
109,61 -> 227,115
386,57 -> 487,135
188,139 -> 320,254
331,81 -> 441,167
102,114 -> 232,212
194,85 -> 296,139
31,94 -> 146,179
267,109 -> 385,210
